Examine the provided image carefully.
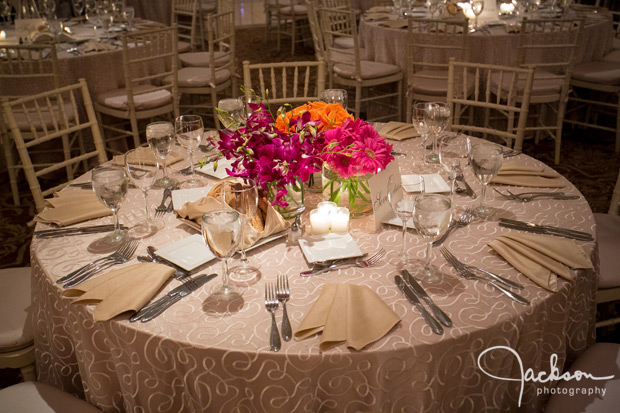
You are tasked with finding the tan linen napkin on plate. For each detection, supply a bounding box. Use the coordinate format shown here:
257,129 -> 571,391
488,233 -> 593,291
83,41 -> 117,52
378,121 -> 419,141
491,160 -> 564,187
34,191 -> 112,227
176,195 -> 289,249
379,19 -> 409,29
64,263 -> 175,321
112,146 -> 185,166
294,284 -> 400,351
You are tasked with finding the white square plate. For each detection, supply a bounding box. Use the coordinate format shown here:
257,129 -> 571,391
298,233 -> 363,264
172,186 -> 212,210
402,174 -> 450,193
196,158 -> 235,179
155,234 -> 216,271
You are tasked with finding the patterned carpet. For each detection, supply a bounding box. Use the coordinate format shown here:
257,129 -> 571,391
1,27 -> 619,387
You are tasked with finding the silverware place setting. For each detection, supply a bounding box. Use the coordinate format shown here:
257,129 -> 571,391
299,249 -> 386,277
433,207 -> 474,247
276,275 -> 292,342
492,188 -> 580,202
497,218 -> 594,241
34,224 -> 129,239
265,282 -> 281,352
394,274 -> 443,335
402,269 -> 452,328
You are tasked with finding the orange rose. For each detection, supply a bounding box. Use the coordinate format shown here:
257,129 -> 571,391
275,101 -> 353,133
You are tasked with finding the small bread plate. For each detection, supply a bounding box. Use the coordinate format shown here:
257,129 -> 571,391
155,234 -> 216,271
402,173 -> 450,193
196,158 -> 235,179
298,233 -> 363,264
172,186 -> 213,210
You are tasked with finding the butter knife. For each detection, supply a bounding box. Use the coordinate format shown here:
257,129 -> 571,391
402,270 -> 452,327
498,219 -> 594,241
136,256 -> 189,279
394,275 -> 443,335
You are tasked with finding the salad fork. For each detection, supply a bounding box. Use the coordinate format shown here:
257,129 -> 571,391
433,207 -> 474,246
276,275 -> 292,341
155,188 -> 171,218
300,248 -> 386,276
265,283 -> 281,352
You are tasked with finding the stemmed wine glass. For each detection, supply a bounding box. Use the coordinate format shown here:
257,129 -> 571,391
424,102 -> 451,164
438,134 -> 469,202
470,143 -> 503,218
428,0 -> 441,18
72,0 -> 84,20
319,89 -> 348,109
124,147 -> 164,239
92,165 -> 128,248
387,175 -> 425,267
175,114 -> 206,189
471,0 -> 484,32
147,121 -> 178,189
221,178 -> 260,284
202,210 -> 244,301
412,103 -> 433,170
123,6 -> 135,31
217,98 -> 246,129
412,194 -> 452,284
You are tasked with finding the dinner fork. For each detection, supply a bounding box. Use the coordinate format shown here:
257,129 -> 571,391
276,275 -> 292,341
265,283 -> 281,352
433,207 -> 474,247
62,241 -> 139,288
300,248 -> 386,276
155,188 -> 171,218
57,240 -> 136,284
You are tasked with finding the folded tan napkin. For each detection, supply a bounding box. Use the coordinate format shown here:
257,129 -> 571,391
64,263 -> 175,321
378,121 -> 419,141
112,146 -> 185,166
379,19 -> 409,29
83,41 -> 117,52
176,195 -> 289,250
492,160 -> 564,187
364,12 -> 392,21
294,284 -> 400,351
488,233 -> 593,292
34,191 -> 112,227
30,31 -> 77,43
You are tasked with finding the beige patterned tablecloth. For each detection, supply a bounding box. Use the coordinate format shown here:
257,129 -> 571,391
31,137 -> 598,412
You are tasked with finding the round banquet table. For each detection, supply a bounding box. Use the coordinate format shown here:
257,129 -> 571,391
30,136 -> 598,412
359,10 -> 615,72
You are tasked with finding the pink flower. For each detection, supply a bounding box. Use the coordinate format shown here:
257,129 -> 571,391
351,125 -> 393,175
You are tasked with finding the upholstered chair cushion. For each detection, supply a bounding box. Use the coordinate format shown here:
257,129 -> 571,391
594,213 -> 620,289
280,4 -> 307,14
603,50 -> 620,63
572,61 -> 620,85
0,381 -> 103,412
333,61 -> 400,80
178,51 -> 231,67
0,267 -> 33,351
5,102 -> 75,132
490,70 -> 563,97
167,67 -> 232,88
96,85 -> 173,110
177,41 -> 192,53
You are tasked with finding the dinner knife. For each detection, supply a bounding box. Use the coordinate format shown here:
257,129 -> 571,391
131,274 -> 217,322
136,256 -> 189,279
402,270 -> 452,328
498,218 -> 594,241
394,275 -> 443,335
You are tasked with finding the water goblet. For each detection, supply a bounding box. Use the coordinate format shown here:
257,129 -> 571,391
99,11 -> 112,38
471,0 -> 484,31
123,6 -> 135,31
424,102 -> 451,164
412,193 -> 452,284
72,0 -> 84,20
202,210 -> 244,301
438,134 -> 469,201
217,97 -> 246,129
147,121 -> 178,189
428,0 -> 441,18
387,175 -> 425,267
221,178 -> 260,284
412,102 -> 433,169
470,143 -> 503,218
176,114 -> 206,189
124,147 -> 164,239
319,89 -> 348,109
92,165 -> 128,248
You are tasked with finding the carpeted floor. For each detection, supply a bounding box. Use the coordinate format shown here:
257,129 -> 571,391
1,27 -> 619,387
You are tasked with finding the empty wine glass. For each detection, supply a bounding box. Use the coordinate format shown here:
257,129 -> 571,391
92,165 -> 128,247
387,175 -> 425,267
471,0 -> 484,31
147,121 -> 178,189
438,134 -> 468,201
470,143 -> 503,218
424,102 -> 451,164
202,210 -> 244,301
319,89 -> 348,109
123,6 -> 135,31
72,0 -> 84,20
176,114 -> 206,189
217,98 -> 246,129
412,102 -> 433,169
99,10 -> 112,38
222,178 -> 260,284
124,147 -> 164,239
428,0 -> 441,18
412,194 -> 452,284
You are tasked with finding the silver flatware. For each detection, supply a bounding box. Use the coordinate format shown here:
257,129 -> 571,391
299,249 -> 386,276
34,224 -> 128,238
155,187 -> 172,218
498,218 -> 594,241
276,274 -> 292,342
136,256 -> 189,279
505,190 -> 580,202
454,165 -> 476,198
402,270 -> 452,327
433,207 -> 474,246
394,275 -> 443,335
265,283 -> 281,352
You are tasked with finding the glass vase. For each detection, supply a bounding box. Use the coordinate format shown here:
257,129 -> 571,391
322,165 -> 373,218
272,180 -> 306,220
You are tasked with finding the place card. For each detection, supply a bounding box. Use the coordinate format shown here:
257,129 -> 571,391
196,158 -> 234,179
368,159 -> 401,231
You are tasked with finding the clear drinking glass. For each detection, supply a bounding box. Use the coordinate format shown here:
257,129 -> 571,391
319,89 -> 348,109
100,11 -> 112,38
217,98 -> 246,129
438,134 -> 469,202
92,165 -> 128,247
412,194 -> 452,284
412,103 -> 433,169
72,0 -> 84,20
202,210 -> 244,301
387,175 -> 425,267
424,102 -> 451,164
471,0 -> 484,31
176,114 -> 206,189
123,6 -> 134,31
470,143 -> 503,218
124,147 -> 164,239
222,178 -> 260,284
147,121 -> 178,189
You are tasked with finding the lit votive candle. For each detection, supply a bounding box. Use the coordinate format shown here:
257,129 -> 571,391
331,207 -> 350,233
0,31 -> 6,42
310,208 -> 331,235
499,2 -> 515,14
317,201 -> 337,214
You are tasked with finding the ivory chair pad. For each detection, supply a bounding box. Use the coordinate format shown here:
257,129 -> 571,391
333,60 -> 400,80
178,51 -> 231,67
490,71 -> 564,97
409,69 -> 473,97
4,102 -> 75,132
594,213 -> 620,289
0,382 -> 102,413
178,41 -> 192,53
200,0 -> 216,11
603,50 -> 620,63
572,61 -> 620,85
280,4 -> 307,14
0,267 -> 33,351
334,37 -> 355,49
165,67 -> 232,88
545,343 -> 620,413
96,85 -> 173,111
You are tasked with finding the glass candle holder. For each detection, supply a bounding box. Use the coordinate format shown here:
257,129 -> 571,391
331,207 -> 350,233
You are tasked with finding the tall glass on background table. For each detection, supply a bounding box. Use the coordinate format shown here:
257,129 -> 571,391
217,98 -> 246,129
124,147 -> 164,239
412,103 -> 433,171
147,121 -> 178,189
202,210 -> 244,301
319,89 -> 348,109
424,102 -> 451,165
175,114 -> 206,189
438,134 -> 469,204
387,175 -> 425,267
92,165 -> 128,248
412,193 -> 452,284
470,143 -> 503,218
